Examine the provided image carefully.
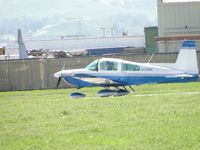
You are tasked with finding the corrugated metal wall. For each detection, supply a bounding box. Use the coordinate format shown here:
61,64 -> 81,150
158,1 -> 200,36
157,0 -> 200,52
1,52 -> 200,91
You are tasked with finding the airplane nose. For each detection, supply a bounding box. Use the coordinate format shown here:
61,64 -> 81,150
54,71 -> 62,78
54,70 -> 74,78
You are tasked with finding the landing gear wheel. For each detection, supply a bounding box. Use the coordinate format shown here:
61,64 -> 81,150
114,89 -> 129,96
97,89 -> 115,97
70,92 -> 86,99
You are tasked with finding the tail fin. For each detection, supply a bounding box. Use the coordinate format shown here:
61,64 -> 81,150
175,40 -> 199,74
18,29 -> 28,59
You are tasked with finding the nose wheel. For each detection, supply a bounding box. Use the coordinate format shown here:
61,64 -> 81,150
70,92 -> 86,98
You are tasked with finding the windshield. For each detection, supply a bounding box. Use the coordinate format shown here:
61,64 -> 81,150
86,59 -> 98,71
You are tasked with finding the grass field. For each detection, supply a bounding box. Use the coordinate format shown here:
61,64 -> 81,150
0,82 -> 200,150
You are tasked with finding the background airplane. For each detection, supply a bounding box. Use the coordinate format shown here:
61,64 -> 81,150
54,40 -> 199,98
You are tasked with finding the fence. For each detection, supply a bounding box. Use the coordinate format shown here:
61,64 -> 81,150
0,52 -> 200,91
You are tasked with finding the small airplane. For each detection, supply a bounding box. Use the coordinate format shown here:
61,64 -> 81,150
54,40 -> 199,98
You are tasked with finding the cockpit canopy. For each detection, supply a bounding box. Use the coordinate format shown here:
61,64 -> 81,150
85,59 -> 98,71
122,63 -> 140,71
86,58 -> 140,72
100,61 -> 118,71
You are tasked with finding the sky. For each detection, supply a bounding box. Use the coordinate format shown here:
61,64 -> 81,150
0,0 -> 158,44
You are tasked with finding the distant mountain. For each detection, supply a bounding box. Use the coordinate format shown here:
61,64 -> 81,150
0,0 -> 157,44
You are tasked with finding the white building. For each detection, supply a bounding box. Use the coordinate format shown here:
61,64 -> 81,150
1,35 -> 144,60
23,36 -> 144,51
157,0 -> 200,52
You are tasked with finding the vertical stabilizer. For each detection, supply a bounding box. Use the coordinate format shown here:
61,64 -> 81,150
18,29 -> 28,59
175,40 -> 199,74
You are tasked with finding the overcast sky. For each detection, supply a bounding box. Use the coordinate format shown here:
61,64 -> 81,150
0,0 -> 157,19
0,0 -> 158,42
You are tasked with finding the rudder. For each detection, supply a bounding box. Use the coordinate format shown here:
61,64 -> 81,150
175,40 -> 199,74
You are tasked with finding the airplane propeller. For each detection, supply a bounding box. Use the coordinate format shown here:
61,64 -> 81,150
55,63 -> 65,88
56,76 -> 62,88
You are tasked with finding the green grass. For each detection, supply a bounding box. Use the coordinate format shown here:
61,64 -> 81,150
0,82 -> 200,150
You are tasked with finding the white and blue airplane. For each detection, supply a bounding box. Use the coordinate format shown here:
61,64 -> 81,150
54,40 -> 199,98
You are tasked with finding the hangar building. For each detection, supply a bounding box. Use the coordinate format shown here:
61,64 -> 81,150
24,36 -> 144,51
157,0 -> 200,53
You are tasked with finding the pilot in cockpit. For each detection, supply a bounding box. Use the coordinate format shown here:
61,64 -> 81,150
106,62 -> 115,71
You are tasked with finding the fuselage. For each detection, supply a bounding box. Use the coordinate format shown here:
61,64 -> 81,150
54,58 -> 199,88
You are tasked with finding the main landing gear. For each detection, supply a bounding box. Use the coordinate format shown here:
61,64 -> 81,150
97,87 -> 129,97
69,86 -> 135,98
99,86 -> 135,97
70,86 -> 135,98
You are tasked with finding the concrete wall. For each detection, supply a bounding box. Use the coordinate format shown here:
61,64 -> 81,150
0,52 -> 200,92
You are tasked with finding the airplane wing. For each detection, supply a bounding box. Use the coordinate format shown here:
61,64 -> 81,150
72,73 -> 125,86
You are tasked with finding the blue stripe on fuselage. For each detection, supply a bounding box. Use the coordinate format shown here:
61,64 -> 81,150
103,75 -> 199,85
64,74 -> 199,88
